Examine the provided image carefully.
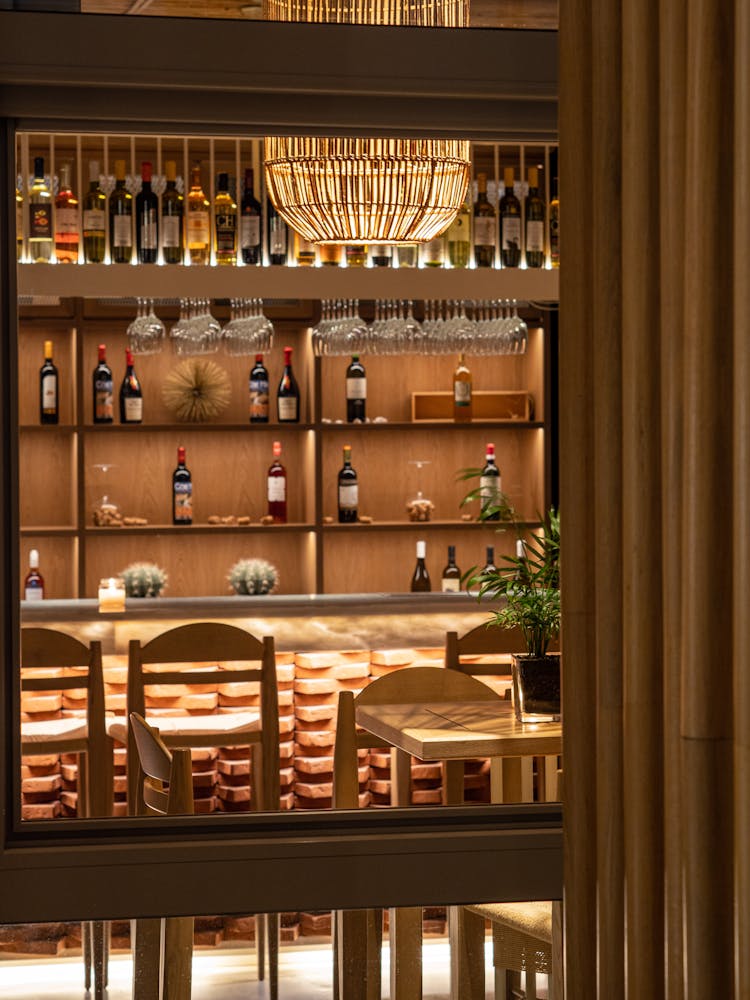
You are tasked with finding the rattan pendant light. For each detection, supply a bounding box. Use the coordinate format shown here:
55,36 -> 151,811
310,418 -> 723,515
263,1 -> 471,244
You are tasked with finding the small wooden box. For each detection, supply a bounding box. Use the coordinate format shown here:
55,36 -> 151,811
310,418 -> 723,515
411,390 -> 534,422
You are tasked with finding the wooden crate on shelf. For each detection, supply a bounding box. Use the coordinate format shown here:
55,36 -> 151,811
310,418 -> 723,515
411,390 -> 534,422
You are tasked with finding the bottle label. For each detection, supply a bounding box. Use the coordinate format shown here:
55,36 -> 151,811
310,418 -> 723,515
174,481 -> 193,521
124,396 -> 142,422
278,396 -> 298,421
502,216 -> 521,251
162,215 -> 181,249
550,208 -> 560,263
447,214 -> 469,242
346,377 -> 367,400
454,381 -> 471,405
441,578 -> 460,593
526,220 -> 544,253
480,474 -> 501,506
241,215 -> 260,249
423,237 -> 444,263
55,207 -> 79,236
187,210 -> 209,245
42,374 -> 57,411
338,483 -> 358,510
83,208 -> 105,234
270,218 -> 287,255
113,215 -> 132,248
95,379 -> 113,420
25,587 -> 43,601
250,378 -> 269,419
296,236 -> 316,256
30,204 -> 51,239
140,209 -> 158,250
267,476 -> 286,502
473,216 -> 496,247
216,213 -> 236,252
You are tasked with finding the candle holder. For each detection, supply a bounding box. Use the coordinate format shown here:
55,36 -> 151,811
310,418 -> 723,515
98,577 -> 125,614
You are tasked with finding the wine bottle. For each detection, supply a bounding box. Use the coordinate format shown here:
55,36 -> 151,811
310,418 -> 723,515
499,167 -> 522,267
172,446 -> 193,525
345,244 -> 367,267
24,549 -> 44,601
525,165 -> 545,268
39,340 -> 58,425
337,445 -> 358,523
186,164 -> 210,265
482,545 -> 497,574
240,167 -> 262,265
294,231 -> 317,266
422,233 -> 445,268
549,151 -> 560,268
447,193 -> 471,268
109,159 -> 133,264
268,198 -> 288,265
513,537 -> 528,588
28,157 -> 53,263
161,160 -> 184,265
119,349 -> 143,424
82,160 -> 106,264
54,162 -> 79,263
250,354 -> 270,423
441,545 -> 461,592
319,244 -> 341,267
410,540 -> 431,593
16,185 -> 23,261
277,346 -> 300,423
473,172 -> 496,268
267,441 -> 287,523
371,245 -> 392,267
135,161 -> 158,264
480,443 -> 501,521
453,353 -> 472,423
346,355 -> 366,422
92,344 -> 113,424
214,172 -> 237,266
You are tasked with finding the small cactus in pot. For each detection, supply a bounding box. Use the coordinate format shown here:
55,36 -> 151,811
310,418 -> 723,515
228,558 -> 279,596
118,562 -> 168,598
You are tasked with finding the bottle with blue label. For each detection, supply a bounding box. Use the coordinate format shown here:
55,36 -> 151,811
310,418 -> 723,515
250,354 -> 269,423
173,446 -> 193,525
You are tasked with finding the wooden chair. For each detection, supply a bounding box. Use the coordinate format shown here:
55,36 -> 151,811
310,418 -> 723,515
21,627 -> 114,1000
129,712 -> 194,1000
333,666 -> 504,1000
107,623 -> 280,998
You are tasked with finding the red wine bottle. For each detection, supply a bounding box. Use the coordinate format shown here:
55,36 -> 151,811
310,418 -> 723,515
120,350 -> 143,424
410,540 -> 431,592
240,168 -> 262,265
250,354 -> 269,423
441,545 -> 461,592
39,339 -> 58,425
346,355 -> 366,422
267,441 -> 287,523
277,346 -> 300,423
482,545 -> 497,574
480,443 -> 501,521
135,161 -> 158,264
93,344 -> 113,424
24,549 -> 44,600
172,446 -> 193,525
337,445 -> 358,523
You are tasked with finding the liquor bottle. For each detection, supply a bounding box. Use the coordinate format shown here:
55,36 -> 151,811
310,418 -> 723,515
499,167 -> 522,267
161,160 -> 184,265
24,550 -> 44,601
422,233 -> 445,267
110,159 -> 133,264
396,244 -> 417,268
371,245 -> 392,267
277,346 -> 300,423
214,172 -> 237,266
441,545 -> 461,592
410,540 -> 431,592
480,443 -> 502,521
549,152 -> 560,268
268,198 -> 289,265
267,441 -> 287,523
82,160 -> 106,263
525,166 -> 545,268
294,231 -> 317,266
135,161 -> 158,264
28,157 -> 53,263
92,344 -> 113,424
16,185 -> 23,261
473,172 -> 496,268
186,164 -> 210,265
39,340 -> 58,425
337,445 -> 358,523
250,354 -> 269,423
319,244 -> 341,267
453,354 -> 472,423
345,244 -> 367,267
240,167 -> 262,265
513,538 -> 528,588
54,162 -> 79,263
119,349 -> 143,424
172,446 -> 193,525
346,355 -> 366,422
447,193 -> 471,268
482,545 -> 497,574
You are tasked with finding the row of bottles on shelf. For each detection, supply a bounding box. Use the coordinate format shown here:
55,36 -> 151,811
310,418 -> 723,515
19,156 -> 559,269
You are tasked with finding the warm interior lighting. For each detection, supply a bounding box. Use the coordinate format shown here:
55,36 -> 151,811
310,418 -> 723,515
262,0 -> 471,244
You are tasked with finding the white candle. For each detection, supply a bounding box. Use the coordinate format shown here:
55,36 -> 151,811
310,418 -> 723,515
98,577 -> 125,613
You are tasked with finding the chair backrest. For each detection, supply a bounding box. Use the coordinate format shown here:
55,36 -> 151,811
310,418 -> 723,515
129,713 -> 193,817
445,623 -> 560,676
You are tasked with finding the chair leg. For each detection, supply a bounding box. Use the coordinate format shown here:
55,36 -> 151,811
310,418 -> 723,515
132,917 -> 163,1000
267,912 -> 279,1000
257,911 -> 266,982
550,901 -> 563,1000
389,907 -> 422,1000
92,920 -> 106,1000
449,906 -> 485,1000
83,921 -> 91,991
162,916 -> 193,1000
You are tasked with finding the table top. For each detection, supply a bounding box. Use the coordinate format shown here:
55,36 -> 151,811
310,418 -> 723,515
355,700 -> 562,761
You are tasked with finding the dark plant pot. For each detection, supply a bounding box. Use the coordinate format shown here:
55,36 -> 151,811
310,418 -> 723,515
511,653 -> 561,723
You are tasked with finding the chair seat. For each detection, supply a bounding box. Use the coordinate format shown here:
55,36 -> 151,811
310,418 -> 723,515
22,717 -> 88,742
466,901 -> 552,944
106,711 -> 260,744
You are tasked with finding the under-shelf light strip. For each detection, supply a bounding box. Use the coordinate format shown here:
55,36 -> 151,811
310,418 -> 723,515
20,133 -> 29,262
519,143 -> 525,269
544,144 -> 550,269
493,142 -> 500,270
209,137 -> 216,267
75,135 -> 83,264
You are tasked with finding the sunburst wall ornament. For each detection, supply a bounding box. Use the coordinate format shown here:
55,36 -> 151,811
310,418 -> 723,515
162,359 -> 232,423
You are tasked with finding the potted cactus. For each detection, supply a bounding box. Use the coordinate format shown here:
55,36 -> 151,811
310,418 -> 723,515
118,562 -> 168,598
228,558 -> 279,596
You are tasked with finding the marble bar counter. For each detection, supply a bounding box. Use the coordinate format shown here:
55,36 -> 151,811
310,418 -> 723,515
20,592 -> 492,654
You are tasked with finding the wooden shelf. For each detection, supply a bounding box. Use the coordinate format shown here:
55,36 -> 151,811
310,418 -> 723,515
20,526 -> 78,536
320,519 -> 538,531
82,422 -> 315,433
20,424 -> 77,432
319,420 -> 545,431
85,522 -> 315,536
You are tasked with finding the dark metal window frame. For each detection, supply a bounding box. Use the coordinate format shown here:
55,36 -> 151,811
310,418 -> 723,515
0,10 -> 560,925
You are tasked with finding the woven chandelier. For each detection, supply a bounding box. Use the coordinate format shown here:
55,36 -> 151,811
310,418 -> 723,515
263,1 -> 471,244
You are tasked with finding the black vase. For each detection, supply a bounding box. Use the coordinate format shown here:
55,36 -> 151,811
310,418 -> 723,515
511,652 -> 561,722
